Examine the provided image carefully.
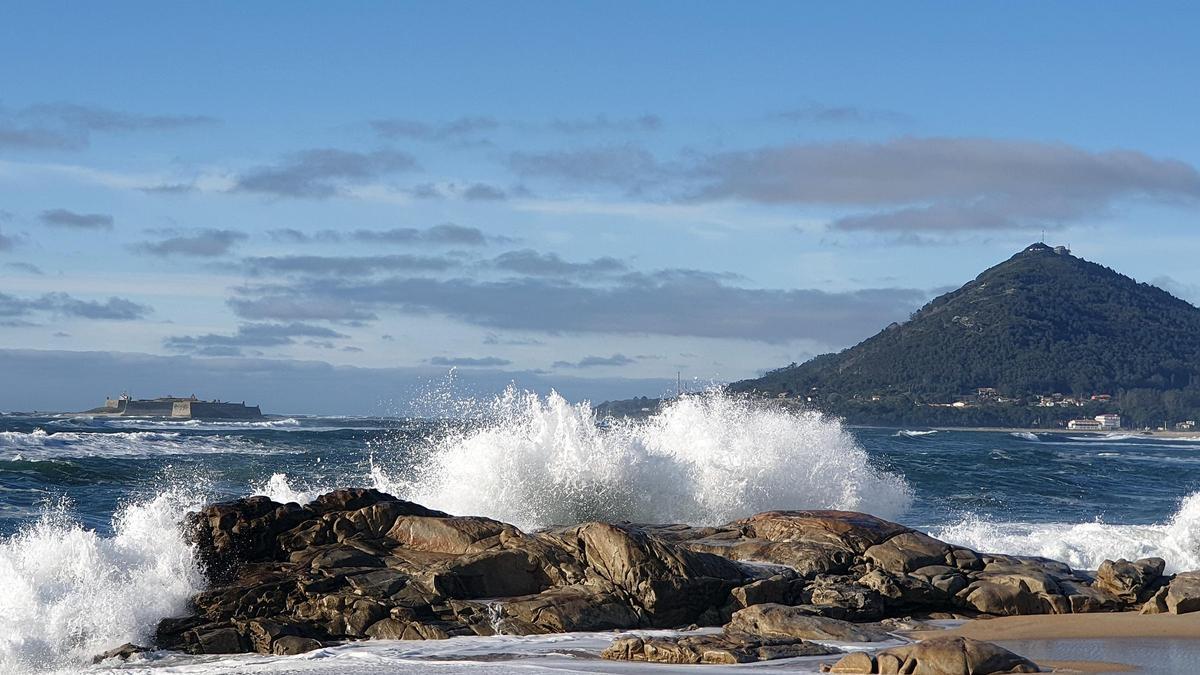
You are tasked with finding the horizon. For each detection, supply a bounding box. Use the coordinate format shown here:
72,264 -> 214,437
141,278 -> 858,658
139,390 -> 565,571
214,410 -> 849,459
4,3 -> 1200,414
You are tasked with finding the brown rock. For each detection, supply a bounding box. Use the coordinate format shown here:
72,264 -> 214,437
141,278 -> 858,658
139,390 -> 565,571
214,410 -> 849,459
865,531 -> 953,574
272,635 -> 323,655
601,633 -> 840,664
1163,571 -> 1200,614
728,603 -> 893,642
1094,557 -> 1166,605
91,643 -> 149,664
826,637 -> 1037,674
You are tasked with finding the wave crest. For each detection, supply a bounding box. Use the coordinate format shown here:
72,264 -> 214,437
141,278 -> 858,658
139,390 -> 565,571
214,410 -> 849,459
373,389 -> 912,530
0,490 -> 205,672
932,491 -> 1200,573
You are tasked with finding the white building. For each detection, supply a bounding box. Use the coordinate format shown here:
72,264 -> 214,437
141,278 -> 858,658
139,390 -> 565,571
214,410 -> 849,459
1095,414 -> 1121,431
1068,419 -> 1104,431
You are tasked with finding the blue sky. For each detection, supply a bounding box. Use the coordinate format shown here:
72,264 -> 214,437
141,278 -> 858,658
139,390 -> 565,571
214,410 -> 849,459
2,2 -> 1199,413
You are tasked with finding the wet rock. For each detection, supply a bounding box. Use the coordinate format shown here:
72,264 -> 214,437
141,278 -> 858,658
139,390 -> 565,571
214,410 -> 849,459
727,603 -> 893,642
91,643 -> 150,664
272,635 -> 323,655
822,637 -> 1038,674
143,489 -> 1157,660
602,633 -> 840,664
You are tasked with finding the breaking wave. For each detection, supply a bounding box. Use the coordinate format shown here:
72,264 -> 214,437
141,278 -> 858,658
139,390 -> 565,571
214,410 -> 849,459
372,389 -> 913,530
0,429 -> 294,460
0,490 -> 205,672
895,429 -> 939,438
932,491 -> 1200,573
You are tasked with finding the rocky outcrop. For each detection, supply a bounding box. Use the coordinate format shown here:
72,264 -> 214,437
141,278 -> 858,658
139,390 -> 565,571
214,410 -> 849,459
1142,570 -> 1200,614
602,632 -> 840,664
822,637 -> 1039,674
726,603 -> 893,642
146,489 -> 1187,658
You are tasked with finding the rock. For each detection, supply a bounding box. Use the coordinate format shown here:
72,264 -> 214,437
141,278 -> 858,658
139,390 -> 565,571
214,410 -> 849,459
551,520 -> 751,627
823,637 -> 1038,674
146,489 -> 1155,659
1163,571 -> 1200,614
727,603 -> 893,642
271,635 -> 323,655
499,585 -> 642,633
193,626 -> 245,654
865,531 -> 953,574
91,643 -> 149,664
602,633 -> 840,664
807,579 -> 886,621
729,574 -> 800,608
1095,557 -> 1167,605
823,650 -> 874,672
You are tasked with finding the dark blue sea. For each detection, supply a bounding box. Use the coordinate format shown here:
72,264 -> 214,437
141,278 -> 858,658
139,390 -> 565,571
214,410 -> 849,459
3,391 -> 1199,673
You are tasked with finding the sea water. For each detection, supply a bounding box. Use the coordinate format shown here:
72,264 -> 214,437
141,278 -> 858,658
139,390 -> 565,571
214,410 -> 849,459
2,390 -> 1200,673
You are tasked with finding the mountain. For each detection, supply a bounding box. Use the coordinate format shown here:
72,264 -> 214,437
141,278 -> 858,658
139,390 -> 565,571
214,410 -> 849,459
728,243 -> 1200,427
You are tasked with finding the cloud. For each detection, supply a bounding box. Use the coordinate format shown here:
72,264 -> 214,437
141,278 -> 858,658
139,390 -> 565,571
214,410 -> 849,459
0,291 -> 151,320
508,145 -> 668,193
233,148 -> 419,198
370,116 -> 499,142
0,102 -> 217,151
508,137 -> 1200,232
553,353 -> 636,368
545,114 -> 663,134
0,230 -> 14,252
134,228 -> 248,257
428,355 -> 513,367
351,223 -> 488,245
227,271 -> 926,345
692,137 -> 1200,231
164,322 -> 348,356
3,262 -> 43,275
138,183 -> 196,195
491,249 -> 627,277
483,332 -> 544,346
244,253 -> 460,276
772,103 -> 911,125
39,208 -> 114,230
460,183 -> 507,201
268,223 -> 492,246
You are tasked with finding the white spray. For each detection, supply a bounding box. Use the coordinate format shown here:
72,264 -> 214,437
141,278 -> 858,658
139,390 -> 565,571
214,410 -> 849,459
371,388 -> 914,530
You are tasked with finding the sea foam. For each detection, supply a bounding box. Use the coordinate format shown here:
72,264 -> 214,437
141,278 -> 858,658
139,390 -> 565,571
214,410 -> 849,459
371,389 -> 914,531
0,491 -> 204,673
933,490 -> 1200,573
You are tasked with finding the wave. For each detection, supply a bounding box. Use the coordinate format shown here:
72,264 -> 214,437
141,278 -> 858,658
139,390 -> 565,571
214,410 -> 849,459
0,429 -> 289,460
932,491 -> 1200,573
369,388 -> 913,531
51,417 -> 303,431
894,429 -> 939,438
1009,432 -> 1041,441
0,491 -> 205,672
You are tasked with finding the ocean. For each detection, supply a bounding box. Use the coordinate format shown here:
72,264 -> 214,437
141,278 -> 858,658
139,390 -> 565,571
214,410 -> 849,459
3,389 -> 1200,674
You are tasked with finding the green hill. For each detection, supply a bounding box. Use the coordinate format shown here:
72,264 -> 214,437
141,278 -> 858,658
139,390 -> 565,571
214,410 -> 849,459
728,243 -> 1200,428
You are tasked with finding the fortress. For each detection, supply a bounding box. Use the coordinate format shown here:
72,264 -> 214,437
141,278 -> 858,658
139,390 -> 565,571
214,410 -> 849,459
88,394 -> 263,420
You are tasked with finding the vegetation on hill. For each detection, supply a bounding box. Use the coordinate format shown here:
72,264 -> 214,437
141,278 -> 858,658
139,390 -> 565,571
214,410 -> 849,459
727,244 -> 1200,429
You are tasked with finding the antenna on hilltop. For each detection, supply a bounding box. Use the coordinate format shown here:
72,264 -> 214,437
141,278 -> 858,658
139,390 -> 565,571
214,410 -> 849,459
1041,228 -> 1045,243
677,371 -> 682,397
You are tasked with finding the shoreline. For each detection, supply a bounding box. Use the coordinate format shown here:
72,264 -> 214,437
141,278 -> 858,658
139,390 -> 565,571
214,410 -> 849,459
912,611 -> 1200,641
900,426 -> 1200,439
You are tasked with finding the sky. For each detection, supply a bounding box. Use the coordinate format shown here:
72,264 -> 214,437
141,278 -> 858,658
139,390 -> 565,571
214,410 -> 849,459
2,2 -> 1200,414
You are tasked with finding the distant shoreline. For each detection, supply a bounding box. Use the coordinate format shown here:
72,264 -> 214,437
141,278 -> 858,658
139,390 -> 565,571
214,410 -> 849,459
910,425 -> 1200,439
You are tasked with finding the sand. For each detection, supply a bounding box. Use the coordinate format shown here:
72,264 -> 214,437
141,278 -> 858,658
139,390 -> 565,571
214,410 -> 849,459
912,611 -> 1200,641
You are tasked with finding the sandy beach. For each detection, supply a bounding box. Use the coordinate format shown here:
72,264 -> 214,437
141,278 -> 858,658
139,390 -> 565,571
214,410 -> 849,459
906,612 -> 1200,673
